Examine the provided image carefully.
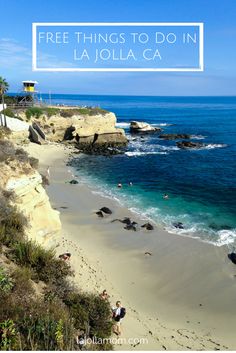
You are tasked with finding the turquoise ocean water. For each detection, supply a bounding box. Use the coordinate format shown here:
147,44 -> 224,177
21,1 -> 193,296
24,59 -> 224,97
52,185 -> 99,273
43,95 -> 236,248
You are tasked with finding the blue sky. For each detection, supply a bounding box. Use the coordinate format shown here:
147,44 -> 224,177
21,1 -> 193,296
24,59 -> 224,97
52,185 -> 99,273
0,0 -> 236,95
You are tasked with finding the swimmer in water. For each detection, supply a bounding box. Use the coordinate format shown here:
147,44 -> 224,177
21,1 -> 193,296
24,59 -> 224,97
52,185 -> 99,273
163,193 -> 169,200
117,183 -> 122,188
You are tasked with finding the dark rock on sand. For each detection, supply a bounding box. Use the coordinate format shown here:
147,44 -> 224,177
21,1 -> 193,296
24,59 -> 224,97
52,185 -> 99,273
173,222 -> 184,229
69,179 -> 78,184
228,253 -> 236,265
100,207 -> 112,215
112,217 -> 132,225
96,210 -> 104,218
159,133 -> 191,140
141,222 -> 154,230
124,222 -> 137,231
176,141 -> 206,149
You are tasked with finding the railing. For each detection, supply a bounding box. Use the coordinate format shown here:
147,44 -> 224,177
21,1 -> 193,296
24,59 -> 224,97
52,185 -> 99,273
5,102 -> 47,109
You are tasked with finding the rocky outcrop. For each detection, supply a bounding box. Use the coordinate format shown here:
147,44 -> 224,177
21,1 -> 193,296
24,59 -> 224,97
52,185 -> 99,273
29,125 -> 46,145
176,141 -> 206,149
159,133 -> 191,140
3,115 -> 29,142
76,143 -> 124,155
39,112 -> 127,147
130,121 -> 161,134
0,160 -> 61,244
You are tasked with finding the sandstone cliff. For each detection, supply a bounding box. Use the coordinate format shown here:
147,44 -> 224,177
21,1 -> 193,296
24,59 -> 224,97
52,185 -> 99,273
18,108 -> 127,146
0,157 -> 61,244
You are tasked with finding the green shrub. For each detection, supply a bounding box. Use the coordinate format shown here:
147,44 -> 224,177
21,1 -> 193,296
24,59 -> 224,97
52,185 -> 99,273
0,267 -> 14,293
64,292 -> 112,339
25,107 -> 43,120
11,241 -> 74,284
59,109 -> 74,118
0,187 -> 27,247
0,207 -> 27,246
0,295 -> 75,350
16,299 -> 74,350
0,140 -> 38,168
1,108 -> 14,118
0,319 -> 18,350
43,107 -> 59,117
59,107 -> 108,118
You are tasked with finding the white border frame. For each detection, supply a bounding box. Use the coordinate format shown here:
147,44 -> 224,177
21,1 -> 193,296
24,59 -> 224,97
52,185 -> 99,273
32,22 -> 204,72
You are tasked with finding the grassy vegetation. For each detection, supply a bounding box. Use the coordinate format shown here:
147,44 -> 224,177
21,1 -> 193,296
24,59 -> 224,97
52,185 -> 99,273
43,107 -> 60,117
0,140 -> 39,169
0,140 -> 113,350
25,107 -> 44,120
0,108 -> 15,118
26,107 -> 60,120
0,189 -> 113,350
24,106 -> 108,121
60,107 -> 108,118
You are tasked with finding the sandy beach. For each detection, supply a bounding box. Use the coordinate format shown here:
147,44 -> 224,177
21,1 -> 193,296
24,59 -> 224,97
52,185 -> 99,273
24,142 -> 236,351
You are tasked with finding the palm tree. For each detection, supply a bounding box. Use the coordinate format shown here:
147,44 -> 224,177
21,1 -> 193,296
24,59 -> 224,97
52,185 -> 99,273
0,76 -> 9,127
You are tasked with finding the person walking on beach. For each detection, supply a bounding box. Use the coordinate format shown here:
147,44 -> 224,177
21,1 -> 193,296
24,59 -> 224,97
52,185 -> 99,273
112,301 -> 126,336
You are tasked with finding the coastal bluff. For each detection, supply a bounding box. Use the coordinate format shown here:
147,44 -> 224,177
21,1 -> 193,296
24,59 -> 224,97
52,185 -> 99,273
16,107 -> 128,147
0,156 -> 61,244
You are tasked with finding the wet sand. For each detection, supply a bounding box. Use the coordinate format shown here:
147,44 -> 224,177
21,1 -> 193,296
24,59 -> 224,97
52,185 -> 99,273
25,142 -> 236,350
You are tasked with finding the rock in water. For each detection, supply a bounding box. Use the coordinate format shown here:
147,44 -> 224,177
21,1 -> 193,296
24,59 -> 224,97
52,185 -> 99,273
173,222 -> 184,229
130,121 -> 161,134
159,133 -> 191,140
228,253 -> 236,265
69,179 -> 78,184
141,222 -> 154,230
77,142 -> 125,156
96,210 -> 104,218
100,207 -> 112,215
176,141 -> 206,149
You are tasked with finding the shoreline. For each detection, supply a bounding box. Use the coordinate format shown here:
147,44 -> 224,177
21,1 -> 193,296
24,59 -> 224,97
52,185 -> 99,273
24,142 -> 236,350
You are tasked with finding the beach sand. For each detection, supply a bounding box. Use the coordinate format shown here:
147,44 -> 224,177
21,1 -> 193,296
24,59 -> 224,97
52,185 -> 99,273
24,142 -> 236,350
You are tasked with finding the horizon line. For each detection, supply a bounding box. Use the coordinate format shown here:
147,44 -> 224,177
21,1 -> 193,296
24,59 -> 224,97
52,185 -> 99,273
7,92 -> 236,98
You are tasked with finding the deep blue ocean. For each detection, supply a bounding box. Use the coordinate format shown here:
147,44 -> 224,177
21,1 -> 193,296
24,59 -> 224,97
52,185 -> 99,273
44,94 -> 236,247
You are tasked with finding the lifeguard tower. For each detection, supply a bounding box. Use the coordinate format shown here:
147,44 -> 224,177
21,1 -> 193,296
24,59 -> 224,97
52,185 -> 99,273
22,80 -> 38,93
20,80 -> 39,106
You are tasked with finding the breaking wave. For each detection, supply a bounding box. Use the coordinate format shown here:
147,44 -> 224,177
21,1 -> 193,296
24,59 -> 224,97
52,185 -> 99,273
125,151 -> 168,156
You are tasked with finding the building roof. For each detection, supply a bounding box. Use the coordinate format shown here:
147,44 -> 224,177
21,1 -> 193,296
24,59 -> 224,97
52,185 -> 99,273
22,81 -> 38,84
